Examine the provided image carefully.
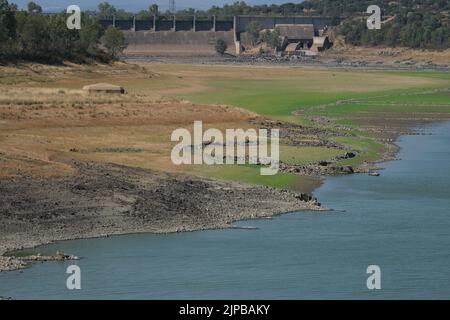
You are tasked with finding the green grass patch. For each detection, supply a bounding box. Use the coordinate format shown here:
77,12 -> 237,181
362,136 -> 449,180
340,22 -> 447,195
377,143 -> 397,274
315,102 -> 450,116
280,145 -> 345,165
188,164 -> 299,189
172,69 -> 448,189
182,79 -> 370,116
383,70 -> 450,81
333,136 -> 385,167
366,91 -> 450,105
178,71 -> 448,118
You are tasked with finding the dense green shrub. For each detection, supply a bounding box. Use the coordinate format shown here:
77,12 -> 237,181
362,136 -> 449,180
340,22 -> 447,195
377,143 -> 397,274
261,29 -> 280,49
215,38 -> 228,55
246,21 -> 262,46
204,0 -> 449,49
0,0 -> 119,63
101,26 -> 127,59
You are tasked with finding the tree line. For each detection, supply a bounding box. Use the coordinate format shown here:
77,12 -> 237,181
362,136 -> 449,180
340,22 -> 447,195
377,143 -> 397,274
1,0 -> 449,64
0,0 -> 127,63
205,0 -> 449,49
338,0 -> 449,49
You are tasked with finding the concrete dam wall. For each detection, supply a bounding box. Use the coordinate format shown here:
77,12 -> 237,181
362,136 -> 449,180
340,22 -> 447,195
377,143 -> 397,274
104,16 -> 340,56
234,16 -> 336,33
124,31 -> 235,56
100,18 -> 234,32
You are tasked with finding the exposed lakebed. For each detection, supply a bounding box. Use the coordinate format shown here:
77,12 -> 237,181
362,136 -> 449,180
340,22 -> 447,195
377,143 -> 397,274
1,122 -> 450,299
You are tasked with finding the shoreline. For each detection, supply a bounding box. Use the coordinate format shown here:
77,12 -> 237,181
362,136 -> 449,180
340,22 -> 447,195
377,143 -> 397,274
1,119 -> 448,275
124,54 -> 450,72
0,60 -> 448,276
0,159 -> 325,273
3,121 -> 450,300
0,121 -> 414,274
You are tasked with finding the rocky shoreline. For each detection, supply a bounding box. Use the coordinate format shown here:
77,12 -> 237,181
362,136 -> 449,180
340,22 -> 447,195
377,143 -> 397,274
0,119 -> 432,275
0,159 -> 324,273
1,58 -> 447,277
125,53 -> 450,71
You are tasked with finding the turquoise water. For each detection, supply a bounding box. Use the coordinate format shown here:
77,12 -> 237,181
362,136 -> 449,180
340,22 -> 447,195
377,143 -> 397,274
1,122 -> 450,300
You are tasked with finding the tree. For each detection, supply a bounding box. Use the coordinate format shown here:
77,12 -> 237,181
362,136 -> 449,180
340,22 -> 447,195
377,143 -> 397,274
27,1 -> 42,14
0,0 -> 16,40
102,26 -> 127,59
136,10 -> 150,20
214,38 -> 228,55
114,9 -> 132,20
16,12 -> 50,60
0,0 -> 17,58
430,27 -> 447,48
78,14 -> 102,59
385,23 -> 400,47
1,2 -> 107,63
98,2 -> 116,19
245,20 -> 261,46
261,29 -> 280,48
149,4 -> 159,15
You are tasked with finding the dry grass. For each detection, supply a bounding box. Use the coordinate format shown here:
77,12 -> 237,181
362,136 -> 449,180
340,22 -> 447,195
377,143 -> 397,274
1,61 -> 446,191
0,63 -> 260,179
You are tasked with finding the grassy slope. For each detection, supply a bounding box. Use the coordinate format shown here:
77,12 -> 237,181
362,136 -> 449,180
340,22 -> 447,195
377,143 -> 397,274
179,70 -> 448,113
184,145 -> 344,190
2,64 -> 448,192
173,68 -> 450,189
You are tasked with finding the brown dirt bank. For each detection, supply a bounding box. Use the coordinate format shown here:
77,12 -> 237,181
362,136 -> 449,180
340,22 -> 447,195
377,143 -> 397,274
0,159 -> 324,272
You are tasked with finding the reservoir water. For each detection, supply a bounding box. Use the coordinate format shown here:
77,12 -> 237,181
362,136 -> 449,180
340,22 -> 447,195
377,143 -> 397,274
1,122 -> 450,299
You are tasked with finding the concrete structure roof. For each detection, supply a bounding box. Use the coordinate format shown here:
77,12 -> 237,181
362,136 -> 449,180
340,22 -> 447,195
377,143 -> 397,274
275,24 -> 315,39
82,83 -> 125,94
313,36 -> 327,46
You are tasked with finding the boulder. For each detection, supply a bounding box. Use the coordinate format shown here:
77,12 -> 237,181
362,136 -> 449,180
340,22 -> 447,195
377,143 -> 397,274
345,152 -> 356,159
295,193 -> 320,206
341,166 -> 354,174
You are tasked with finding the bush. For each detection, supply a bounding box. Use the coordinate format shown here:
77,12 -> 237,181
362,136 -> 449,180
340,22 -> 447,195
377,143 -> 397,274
101,26 -> 127,59
0,0 -> 112,63
245,21 -> 261,46
340,9 -> 449,50
27,1 -> 42,14
261,29 -> 280,49
214,38 -> 228,55
0,0 -> 17,59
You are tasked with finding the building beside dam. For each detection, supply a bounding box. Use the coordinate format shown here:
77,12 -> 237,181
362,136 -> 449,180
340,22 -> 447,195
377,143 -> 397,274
100,15 -> 339,56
